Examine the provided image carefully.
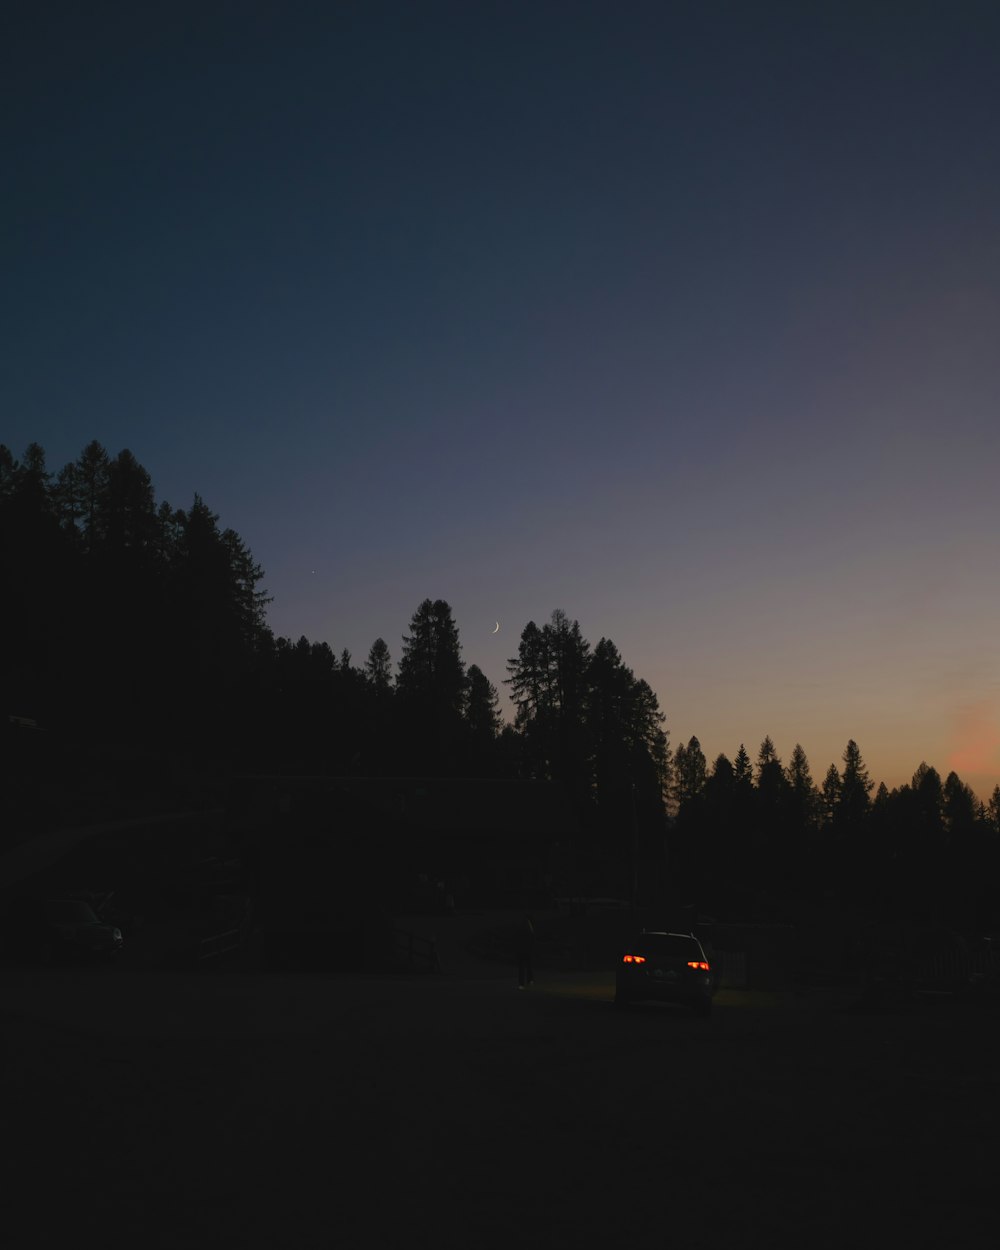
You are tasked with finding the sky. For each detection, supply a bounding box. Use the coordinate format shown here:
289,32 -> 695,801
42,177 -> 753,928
5,1 -> 1000,799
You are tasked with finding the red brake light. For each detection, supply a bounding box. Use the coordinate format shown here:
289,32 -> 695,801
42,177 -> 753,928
687,960 -> 710,971
623,954 -> 646,964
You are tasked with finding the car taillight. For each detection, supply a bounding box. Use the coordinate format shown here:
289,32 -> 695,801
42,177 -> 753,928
623,954 -> 646,964
687,960 -> 710,970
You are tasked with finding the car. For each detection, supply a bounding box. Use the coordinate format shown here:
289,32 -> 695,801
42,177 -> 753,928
615,930 -> 716,1016
0,897 -> 125,965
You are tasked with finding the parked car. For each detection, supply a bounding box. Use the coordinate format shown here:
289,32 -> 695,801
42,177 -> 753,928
615,930 -> 716,1016
1,897 -> 124,965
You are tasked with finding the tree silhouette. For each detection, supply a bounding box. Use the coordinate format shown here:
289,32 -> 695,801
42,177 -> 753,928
0,443 -> 68,722
786,744 -> 820,829
821,763 -> 842,826
839,739 -> 874,824
756,736 -> 789,811
59,440 -> 110,552
397,598 -> 466,773
364,638 -> 393,692
505,613 -> 668,887
16,444 -> 270,752
944,770 -> 977,838
585,637 -> 668,873
733,743 -> 753,792
673,736 -> 707,808
506,619 -> 549,778
505,611 -> 590,792
783,743 -> 822,899
8,438 -> 1000,931
398,600 -> 464,707
750,737 -> 791,903
988,786 -> 1000,836
100,449 -> 158,556
832,738 -> 873,909
222,527 -> 272,651
707,753 -> 734,798
464,664 -> 501,739
463,664 -> 502,775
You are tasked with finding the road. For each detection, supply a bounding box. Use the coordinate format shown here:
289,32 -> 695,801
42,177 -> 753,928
3,958 -> 999,1250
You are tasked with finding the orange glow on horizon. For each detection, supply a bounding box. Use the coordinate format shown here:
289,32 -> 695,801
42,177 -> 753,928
946,700 -> 1000,778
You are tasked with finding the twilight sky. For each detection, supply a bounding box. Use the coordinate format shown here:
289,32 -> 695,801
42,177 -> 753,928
5,1 -> 1000,798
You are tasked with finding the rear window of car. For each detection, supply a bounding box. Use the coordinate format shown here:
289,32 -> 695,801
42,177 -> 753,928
632,934 -> 702,958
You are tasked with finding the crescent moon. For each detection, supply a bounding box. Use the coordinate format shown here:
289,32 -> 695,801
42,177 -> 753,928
492,621 -> 500,634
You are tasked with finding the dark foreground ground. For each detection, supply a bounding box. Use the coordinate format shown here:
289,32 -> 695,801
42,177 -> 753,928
3,953 -> 999,1250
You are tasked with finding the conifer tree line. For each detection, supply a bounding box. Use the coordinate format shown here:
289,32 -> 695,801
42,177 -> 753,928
670,734 -> 1000,929
0,444 -> 668,860
2,441 -> 270,753
4,441 -> 999,926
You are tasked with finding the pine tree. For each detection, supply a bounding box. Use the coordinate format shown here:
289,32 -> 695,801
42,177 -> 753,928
587,636 -> 636,808
0,444 -> 17,498
221,527 -> 272,651
504,610 -> 589,787
397,599 -> 466,772
943,771 -> 977,838
709,753 -> 734,789
840,740 -> 874,823
751,736 -> 791,902
757,735 -> 778,772
100,449 -> 157,556
988,785 -> 1000,836
585,637 -> 669,852
785,744 -> 820,828
756,736 -> 788,807
822,742 -> 874,909
0,443 -> 67,722
506,620 -> 547,729
821,764 -> 841,825
397,599 -> 465,715
364,638 -> 393,692
464,664 -> 502,740
545,610 -> 591,792
74,440 -> 111,551
673,735 -> 707,808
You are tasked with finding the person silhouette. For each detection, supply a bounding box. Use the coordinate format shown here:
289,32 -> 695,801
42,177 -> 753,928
515,911 -> 535,989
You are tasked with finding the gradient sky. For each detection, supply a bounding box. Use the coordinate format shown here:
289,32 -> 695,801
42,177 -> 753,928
5,2 -> 1000,798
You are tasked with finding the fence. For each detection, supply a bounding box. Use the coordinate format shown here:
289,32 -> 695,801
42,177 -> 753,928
199,928 -> 244,960
394,927 -> 440,972
910,944 -> 1000,992
198,896 -> 254,962
703,923 -> 794,991
971,945 -> 1000,980
711,949 -> 748,989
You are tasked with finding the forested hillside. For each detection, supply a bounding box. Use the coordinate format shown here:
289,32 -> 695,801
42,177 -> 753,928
4,440 -> 998,930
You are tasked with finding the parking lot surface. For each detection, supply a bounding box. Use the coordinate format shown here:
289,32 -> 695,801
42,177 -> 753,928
4,957 -> 999,1250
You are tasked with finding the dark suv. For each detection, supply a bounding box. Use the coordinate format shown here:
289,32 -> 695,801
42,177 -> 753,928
615,930 -> 716,1016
